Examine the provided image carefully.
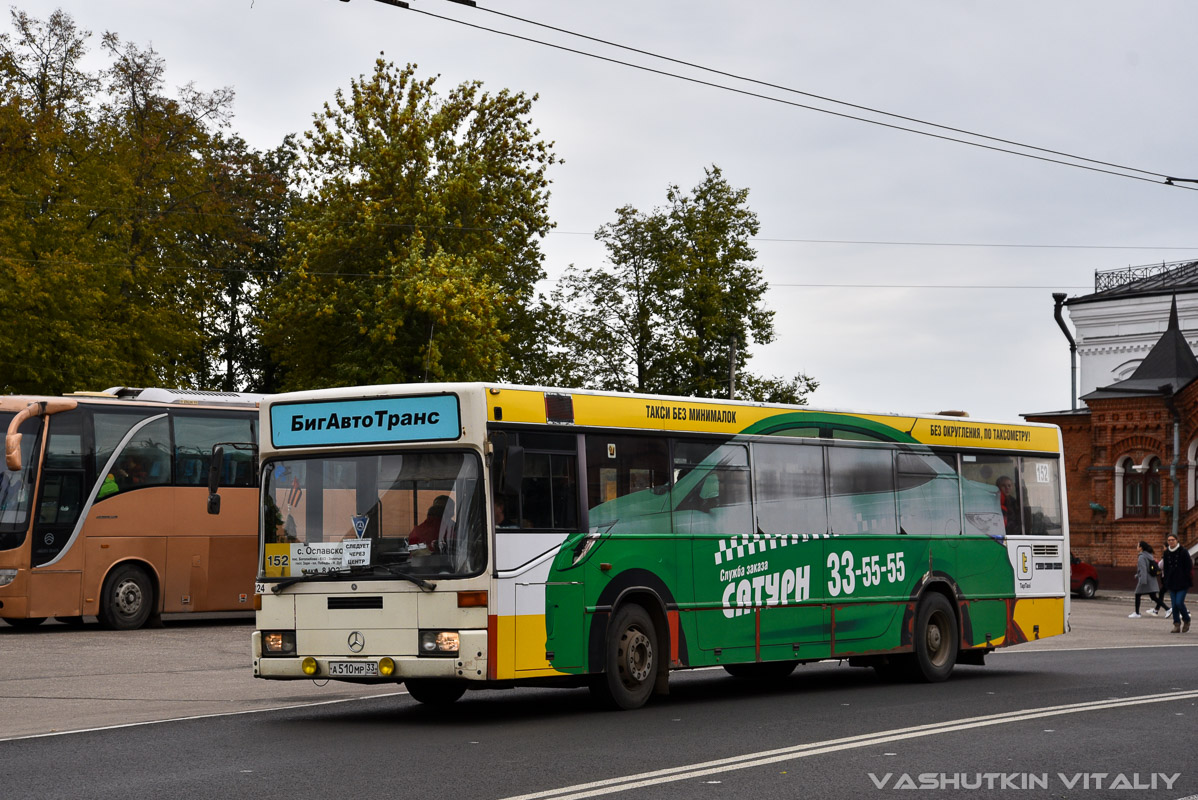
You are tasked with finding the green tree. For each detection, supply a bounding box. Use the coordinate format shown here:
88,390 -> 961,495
260,60 -> 560,390
553,166 -> 816,403
0,10 -> 273,394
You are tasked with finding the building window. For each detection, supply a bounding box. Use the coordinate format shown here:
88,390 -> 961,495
1123,457 -> 1160,518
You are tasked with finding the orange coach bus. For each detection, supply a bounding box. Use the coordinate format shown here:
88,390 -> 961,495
1,387 -> 262,629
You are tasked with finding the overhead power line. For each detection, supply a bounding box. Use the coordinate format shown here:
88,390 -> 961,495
358,1 -> 1198,191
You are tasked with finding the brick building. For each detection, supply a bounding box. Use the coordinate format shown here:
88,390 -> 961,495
1026,296 -> 1198,575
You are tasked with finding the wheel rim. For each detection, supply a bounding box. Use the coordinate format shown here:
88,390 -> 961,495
115,578 -> 144,618
618,625 -> 653,687
925,610 -> 950,667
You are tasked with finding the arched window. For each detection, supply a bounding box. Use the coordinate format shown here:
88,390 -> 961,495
1123,457 -> 1161,517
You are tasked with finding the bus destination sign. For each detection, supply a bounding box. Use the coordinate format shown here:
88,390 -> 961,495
270,394 -> 461,448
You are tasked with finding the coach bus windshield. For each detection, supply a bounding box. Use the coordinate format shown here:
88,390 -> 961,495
0,413 -> 42,549
260,451 -> 486,581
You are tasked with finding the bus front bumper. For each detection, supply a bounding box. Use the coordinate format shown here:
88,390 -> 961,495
252,630 -> 488,681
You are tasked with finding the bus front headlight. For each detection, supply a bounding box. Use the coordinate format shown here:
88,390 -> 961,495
262,630 -> 296,655
0,569 -> 16,587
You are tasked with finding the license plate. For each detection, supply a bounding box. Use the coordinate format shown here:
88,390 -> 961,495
328,661 -> 378,677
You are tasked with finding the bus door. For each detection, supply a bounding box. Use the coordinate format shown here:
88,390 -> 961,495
677,441 -> 768,662
710,441 -> 830,661
27,410 -> 88,616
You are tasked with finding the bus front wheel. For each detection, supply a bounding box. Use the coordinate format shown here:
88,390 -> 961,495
912,593 -> 958,682
99,564 -> 153,630
404,679 -> 466,706
591,604 -> 658,710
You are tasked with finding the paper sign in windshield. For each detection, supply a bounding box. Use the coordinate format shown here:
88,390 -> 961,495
288,540 -> 372,575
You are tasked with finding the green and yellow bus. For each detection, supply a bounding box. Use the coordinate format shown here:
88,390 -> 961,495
242,383 -> 1068,709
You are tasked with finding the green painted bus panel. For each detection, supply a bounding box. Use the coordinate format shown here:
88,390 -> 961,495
964,599 -> 1009,647
542,408 -> 1034,676
832,603 -> 904,653
739,412 -> 918,443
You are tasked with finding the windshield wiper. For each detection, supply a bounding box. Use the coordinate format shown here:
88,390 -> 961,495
270,564 -> 436,594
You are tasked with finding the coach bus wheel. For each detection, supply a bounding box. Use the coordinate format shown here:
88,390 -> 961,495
4,616 -> 46,629
99,564 -> 153,630
723,660 -> 798,681
592,604 -> 658,710
912,594 -> 958,683
404,679 -> 466,706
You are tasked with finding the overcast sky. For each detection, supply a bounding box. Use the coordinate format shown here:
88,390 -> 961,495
35,1 -> 1198,421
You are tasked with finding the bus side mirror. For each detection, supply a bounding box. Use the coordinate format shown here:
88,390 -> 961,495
5,431 -> 22,471
207,446 -> 224,515
502,445 -> 524,495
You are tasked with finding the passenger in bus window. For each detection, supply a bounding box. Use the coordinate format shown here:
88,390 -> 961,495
996,475 -> 1021,536
494,496 -> 519,529
409,495 -> 454,553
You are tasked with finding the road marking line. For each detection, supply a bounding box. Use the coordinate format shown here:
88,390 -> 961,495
500,688 -> 1198,800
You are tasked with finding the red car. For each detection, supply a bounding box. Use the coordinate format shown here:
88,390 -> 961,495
1070,555 -> 1099,599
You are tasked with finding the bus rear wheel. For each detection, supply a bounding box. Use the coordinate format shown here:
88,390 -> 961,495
911,593 -> 958,682
404,680 -> 466,706
591,604 -> 658,710
4,617 -> 46,629
99,564 -> 153,630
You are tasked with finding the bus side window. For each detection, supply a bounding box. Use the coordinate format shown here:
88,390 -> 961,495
172,414 -> 257,488
827,446 -> 897,535
672,441 -> 751,537
752,442 -> 827,535
897,451 -> 961,536
1019,457 -> 1062,535
106,419 -> 171,495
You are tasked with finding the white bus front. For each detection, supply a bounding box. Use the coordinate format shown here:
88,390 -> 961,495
252,390 -> 492,703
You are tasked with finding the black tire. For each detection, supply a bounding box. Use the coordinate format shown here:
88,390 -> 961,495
404,679 -> 466,706
723,660 -> 798,681
3,617 -> 46,629
590,604 -> 659,710
1078,579 -> 1097,599
911,593 -> 958,682
99,563 -> 153,630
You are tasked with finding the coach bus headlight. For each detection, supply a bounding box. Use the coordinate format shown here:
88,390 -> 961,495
0,569 -> 16,587
379,657 -> 396,677
301,657 -> 319,675
419,630 -> 459,656
262,630 -> 296,655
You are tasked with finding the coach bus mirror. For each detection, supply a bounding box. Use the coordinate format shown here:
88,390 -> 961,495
502,446 -> 524,495
207,446 -> 224,515
5,431 -> 22,471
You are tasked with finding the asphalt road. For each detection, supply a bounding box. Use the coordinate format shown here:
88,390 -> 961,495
1,597 -> 1195,800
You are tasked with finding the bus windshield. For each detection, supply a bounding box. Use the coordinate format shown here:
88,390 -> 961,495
261,451 -> 486,581
0,412 -> 42,548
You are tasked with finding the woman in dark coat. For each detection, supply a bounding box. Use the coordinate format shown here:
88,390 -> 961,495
1161,534 -> 1193,633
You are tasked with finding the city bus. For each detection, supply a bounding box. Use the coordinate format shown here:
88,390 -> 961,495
1,387 -> 263,629
243,383 -> 1068,709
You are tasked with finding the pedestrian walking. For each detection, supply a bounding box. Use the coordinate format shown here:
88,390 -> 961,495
1130,541 -> 1165,617
1161,534 -> 1193,633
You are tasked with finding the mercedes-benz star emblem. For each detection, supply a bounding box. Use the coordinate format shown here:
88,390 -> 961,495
347,631 -> 365,653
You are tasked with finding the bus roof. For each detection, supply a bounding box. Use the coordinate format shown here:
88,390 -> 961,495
261,382 -> 1063,454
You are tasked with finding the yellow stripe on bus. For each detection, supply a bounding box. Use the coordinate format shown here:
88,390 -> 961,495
493,614 -> 571,680
1012,597 -> 1066,640
486,387 -> 1060,453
